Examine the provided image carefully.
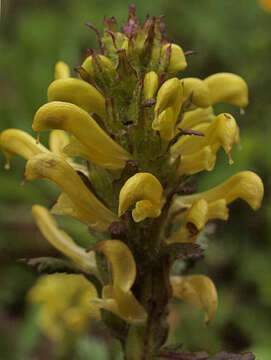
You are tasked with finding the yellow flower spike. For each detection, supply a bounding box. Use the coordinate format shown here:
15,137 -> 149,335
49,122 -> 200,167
143,71 -> 159,100
99,240 -> 136,292
81,54 -> 115,78
152,107 -> 176,141
178,146 -> 216,176
181,78 -> 211,108
54,61 -> 71,80
0,129 -> 49,168
161,43 -> 187,73
170,275 -> 218,324
47,78 -> 106,119
32,205 -> 98,275
154,78 -> 183,115
49,130 -> 70,159
118,172 -> 164,221
168,198 -> 229,243
33,101 -> 132,170
173,171 -> 264,211
204,72 -> 249,108
178,106 -> 215,130
25,153 -> 118,231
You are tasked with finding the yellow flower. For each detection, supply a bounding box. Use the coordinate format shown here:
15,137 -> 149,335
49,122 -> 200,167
170,171 -> 264,228
259,0 -> 271,12
171,275 -> 218,324
26,154 -> 118,231
161,43 -> 187,73
118,173 -> 164,222
94,240 -> 147,325
28,273 -> 100,341
33,101 -> 132,170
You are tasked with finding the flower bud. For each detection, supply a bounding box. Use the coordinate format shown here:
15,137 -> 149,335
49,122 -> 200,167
81,54 -> 115,78
54,61 -> 71,80
161,43 -> 187,73
47,78 -> 106,119
143,71 -> 159,100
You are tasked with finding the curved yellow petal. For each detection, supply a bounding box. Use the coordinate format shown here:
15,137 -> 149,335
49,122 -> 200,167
143,71 -> 159,100
113,286 -> 147,325
63,136 -> 118,172
25,153 -> 118,231
171,113 -> 239,164
118,173 -> 164,221
168,198 -> 228,243
51,193 -> 98,227
54,61 -> 71,80
178,146 -> 216,176
205,113 -> 239,162
155,78 -> 183,115
33,101 -> 132,169
173,171 -> 264,211
49,130 -> 70,158
178,106 -> 215,130
181,77 -> 211,108
171,275 -> 218,324
204,72 -> 248,108
132,200 -> 162,223
47,78 -> 106,118
152,107 -> 176,141
161,44 -> 187,73
32,205 -> 98,275
94,290 -> 146,325
170,122 -> 210,159
0,129 -> 48,165
100,240 -> 136,292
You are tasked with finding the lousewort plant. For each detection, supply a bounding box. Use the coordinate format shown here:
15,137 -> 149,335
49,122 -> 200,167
0,5 -> 264,360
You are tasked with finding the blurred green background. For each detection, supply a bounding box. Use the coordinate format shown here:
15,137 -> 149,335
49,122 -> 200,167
0,0 -> 270,359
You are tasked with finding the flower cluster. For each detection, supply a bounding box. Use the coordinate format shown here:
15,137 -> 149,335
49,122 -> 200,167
0,5 -> 264,358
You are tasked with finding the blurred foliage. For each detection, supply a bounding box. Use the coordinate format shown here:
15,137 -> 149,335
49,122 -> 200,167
0,0 -> 270,359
